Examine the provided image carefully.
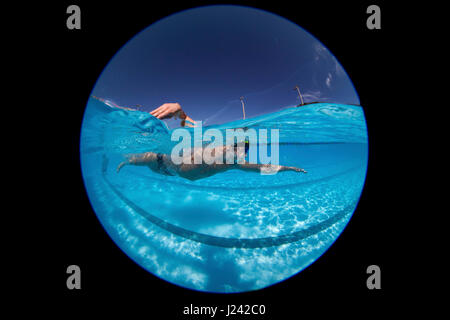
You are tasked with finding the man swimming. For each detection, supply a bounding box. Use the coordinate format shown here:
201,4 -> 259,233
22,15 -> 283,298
114,101 -> 307,180
117,141 -> 307,181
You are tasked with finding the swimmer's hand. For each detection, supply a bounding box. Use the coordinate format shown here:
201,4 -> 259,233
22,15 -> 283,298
150,103 -> 186,120
150,103 -> 196,127
238,163 -> 307,174
271,165 -> 307,174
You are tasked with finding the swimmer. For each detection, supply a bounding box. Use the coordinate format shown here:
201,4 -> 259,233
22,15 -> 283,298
116,102 -> 306,180
117,141 -> 307,181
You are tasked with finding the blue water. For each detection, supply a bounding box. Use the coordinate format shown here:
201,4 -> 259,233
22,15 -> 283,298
80,97 -> 368,292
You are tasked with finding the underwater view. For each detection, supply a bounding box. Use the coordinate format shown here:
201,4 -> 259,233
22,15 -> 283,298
80,97 -> 368,292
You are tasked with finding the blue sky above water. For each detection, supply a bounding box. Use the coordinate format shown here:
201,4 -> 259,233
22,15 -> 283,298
92,5 -> 359,126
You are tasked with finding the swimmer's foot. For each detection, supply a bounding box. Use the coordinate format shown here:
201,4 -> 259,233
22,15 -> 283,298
117,161 -> 128,173
294,167 -> 307,173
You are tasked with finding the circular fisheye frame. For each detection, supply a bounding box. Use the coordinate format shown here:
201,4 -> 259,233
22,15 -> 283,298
80,5 -> 368,293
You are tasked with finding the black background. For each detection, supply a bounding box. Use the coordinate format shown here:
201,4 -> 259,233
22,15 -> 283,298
14,0 -> 422,316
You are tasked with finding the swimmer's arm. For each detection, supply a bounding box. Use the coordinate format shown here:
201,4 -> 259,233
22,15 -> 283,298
150,103 -> 197,127
180,115 -> 196,127
237,163 -> 307,173
278,165 -> 307,173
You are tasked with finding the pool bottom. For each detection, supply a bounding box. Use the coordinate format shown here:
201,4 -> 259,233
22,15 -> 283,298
87,174 -> 352,292
82,152 -> 364,292
102,156 -> 357,248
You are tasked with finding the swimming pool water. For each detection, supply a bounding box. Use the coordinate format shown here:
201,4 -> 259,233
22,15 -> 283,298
80,97 -> 368,292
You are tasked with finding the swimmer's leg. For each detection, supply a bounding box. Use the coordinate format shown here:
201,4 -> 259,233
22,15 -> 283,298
116,160 -> 128,173
116,152 -> 158,172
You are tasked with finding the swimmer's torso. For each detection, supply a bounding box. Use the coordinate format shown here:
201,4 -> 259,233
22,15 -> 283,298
123,145 -> 244,180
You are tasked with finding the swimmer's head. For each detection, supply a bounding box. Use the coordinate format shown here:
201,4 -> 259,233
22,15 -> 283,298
234,139 -> 250,155
245,140 -> 249,154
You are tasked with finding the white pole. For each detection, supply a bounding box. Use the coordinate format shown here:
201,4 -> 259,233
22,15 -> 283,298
240,96 -> 246,119
294,85 -> 304,106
